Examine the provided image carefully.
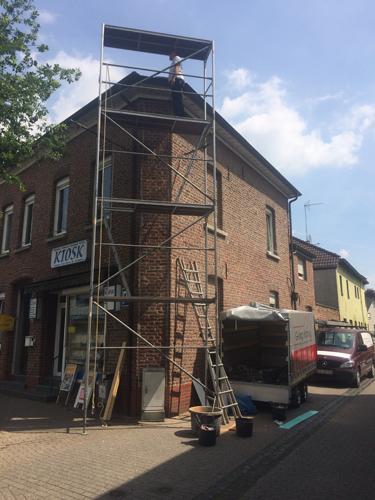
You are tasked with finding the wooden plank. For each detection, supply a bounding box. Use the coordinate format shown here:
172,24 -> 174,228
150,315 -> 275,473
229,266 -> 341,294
261,332 -> 288,337
103,342 -> 126,421
223,340 -> 260,352
261,343 -> 288,349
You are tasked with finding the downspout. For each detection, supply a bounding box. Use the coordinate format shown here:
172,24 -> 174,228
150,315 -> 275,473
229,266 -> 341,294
288,196 -> 299,310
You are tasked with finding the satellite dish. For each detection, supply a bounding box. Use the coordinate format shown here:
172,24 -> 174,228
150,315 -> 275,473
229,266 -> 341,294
308,235 -> 312,244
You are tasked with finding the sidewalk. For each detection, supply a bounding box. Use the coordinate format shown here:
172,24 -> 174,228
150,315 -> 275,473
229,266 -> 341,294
0,379 -> 371,500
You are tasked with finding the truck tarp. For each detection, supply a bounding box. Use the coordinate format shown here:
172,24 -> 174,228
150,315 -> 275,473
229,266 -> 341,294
219,302 -> 290,323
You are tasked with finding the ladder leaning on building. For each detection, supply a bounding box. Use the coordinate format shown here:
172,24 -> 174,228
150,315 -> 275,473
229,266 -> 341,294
176,257 -> 242,422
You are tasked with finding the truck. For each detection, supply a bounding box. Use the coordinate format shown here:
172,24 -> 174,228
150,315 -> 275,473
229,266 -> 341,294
219,303 -> 317,407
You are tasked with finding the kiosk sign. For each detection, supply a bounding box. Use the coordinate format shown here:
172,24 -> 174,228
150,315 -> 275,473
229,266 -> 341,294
51,240 -> 90,268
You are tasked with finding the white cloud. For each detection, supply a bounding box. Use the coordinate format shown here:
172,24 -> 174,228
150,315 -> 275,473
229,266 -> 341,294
218,72 -> 363,176
38,10 -> 58,24
225,68 -> 253,91
44,51 -> 127,124
339,249 -> 349,259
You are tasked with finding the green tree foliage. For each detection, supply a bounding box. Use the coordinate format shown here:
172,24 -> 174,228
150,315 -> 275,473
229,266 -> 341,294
0,0 -> 81,191
365,288 -> 375,300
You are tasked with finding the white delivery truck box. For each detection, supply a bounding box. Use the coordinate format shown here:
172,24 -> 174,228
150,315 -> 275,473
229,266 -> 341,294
220,303 -> 317,406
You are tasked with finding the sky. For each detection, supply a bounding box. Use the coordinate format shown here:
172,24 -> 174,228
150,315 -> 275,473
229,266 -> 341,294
29,0 -> 375,287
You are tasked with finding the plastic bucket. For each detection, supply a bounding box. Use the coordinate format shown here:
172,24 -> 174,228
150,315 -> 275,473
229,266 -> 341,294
270,403 -> 288,421
198,425 -> 216,446
235,417 -> 253,437
189,406 -> 222,436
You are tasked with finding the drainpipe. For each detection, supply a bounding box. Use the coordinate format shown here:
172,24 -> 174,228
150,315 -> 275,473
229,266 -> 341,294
288,196 -> 299,310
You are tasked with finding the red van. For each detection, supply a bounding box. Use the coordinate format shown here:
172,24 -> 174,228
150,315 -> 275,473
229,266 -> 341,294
316,329 -> 375,387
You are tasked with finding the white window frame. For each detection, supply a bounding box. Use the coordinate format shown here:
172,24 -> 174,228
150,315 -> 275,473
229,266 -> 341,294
54,177 -> 69,235
22,194 -> 35,247
1,205 -> 13,254
95,157 -> 112,221
297,257 -> 305,280
269,290 -> 278,308
266,208 -> 274,254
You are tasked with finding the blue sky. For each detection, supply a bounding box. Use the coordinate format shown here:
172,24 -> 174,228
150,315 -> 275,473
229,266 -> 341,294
32,0 -> 375,287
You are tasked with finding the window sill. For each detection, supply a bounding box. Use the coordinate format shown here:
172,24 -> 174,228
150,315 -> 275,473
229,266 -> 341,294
205,223 -> 227,239
14,245 -> 31,253
267,251 -> 280,261
0,252 -> 9,258
45,233 -> 67,243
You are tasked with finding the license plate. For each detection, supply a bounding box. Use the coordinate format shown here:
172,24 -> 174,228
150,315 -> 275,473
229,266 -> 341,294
317,369 -> 333,375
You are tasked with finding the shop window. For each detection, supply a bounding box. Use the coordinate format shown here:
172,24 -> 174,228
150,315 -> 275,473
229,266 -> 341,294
54,177 -> 69,235
298,257 -> 306,280
266,207 -> 276,255
22,194 -> 35,246
1,205 -> 13,253
96,157 -> 112,220
269,290 -> 279,308
65,294 -> 105,368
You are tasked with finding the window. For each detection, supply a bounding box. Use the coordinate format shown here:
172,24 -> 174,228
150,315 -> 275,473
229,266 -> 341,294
22,194 -> 35,246
297,257 -> 306,280
269,290 -> 279,308
266,207 -> 275,254
54,177 -> 69,235
0,293 -> 4,314
346,280 -> 350,299
97,158 -> 112,219
368,313 -> 371,320
1,205 -> 13,253
305,306 -> 312,312
339,275 -> 343,296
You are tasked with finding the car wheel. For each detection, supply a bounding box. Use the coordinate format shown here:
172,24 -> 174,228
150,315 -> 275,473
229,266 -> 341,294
290,386 -> 301,408
300,381 -> 308,403
367,362 -> 375,378
352,369 -> 361,388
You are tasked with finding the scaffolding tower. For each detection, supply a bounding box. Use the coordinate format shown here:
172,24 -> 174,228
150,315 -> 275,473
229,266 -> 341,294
84,25 -> 220,430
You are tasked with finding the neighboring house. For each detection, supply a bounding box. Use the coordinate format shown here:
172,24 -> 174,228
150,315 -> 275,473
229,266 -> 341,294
365,295 -> 375,334
292,240 -> 316,312
293,237 -> 368,326
0,46 -> 303,416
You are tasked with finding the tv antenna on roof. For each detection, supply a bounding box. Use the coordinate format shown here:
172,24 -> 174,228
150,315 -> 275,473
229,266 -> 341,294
304,201 -> 323,242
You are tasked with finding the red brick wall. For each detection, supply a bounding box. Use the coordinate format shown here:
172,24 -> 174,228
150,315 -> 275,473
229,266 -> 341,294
0,93 -> 297,417
293,254 -> 315,312
314,304 -> 340,322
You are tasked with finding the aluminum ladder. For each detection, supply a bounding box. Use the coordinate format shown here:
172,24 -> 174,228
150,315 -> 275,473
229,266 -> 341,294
176,257 -> 242,422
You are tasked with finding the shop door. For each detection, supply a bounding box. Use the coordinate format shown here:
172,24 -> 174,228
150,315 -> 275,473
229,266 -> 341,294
54,298 -> 66,376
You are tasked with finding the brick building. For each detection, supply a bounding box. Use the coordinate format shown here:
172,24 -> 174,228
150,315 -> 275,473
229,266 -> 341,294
0,31 -> 303,417
292,238 -> 316,312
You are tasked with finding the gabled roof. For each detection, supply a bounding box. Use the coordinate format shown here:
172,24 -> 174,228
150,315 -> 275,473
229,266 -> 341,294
292,237 -> 368,284
66,72 -> 301,199
5,72 -> 301,200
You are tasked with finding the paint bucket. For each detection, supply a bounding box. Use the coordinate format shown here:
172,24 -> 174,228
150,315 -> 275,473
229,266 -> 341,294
270,403 -> 288,421
235,417 -> 253,437
198,425 -> 216,446
189,406 -> 222,436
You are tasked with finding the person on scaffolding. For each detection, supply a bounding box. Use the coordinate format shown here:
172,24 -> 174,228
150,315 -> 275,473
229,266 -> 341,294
168,49 -> 186,117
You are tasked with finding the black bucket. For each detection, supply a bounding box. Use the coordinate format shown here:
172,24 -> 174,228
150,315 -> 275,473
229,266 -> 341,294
235,417 -> 253,437
198,425 -> 216,446
270,403 -> 288,421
